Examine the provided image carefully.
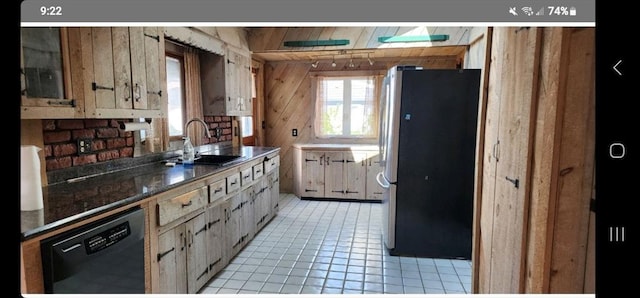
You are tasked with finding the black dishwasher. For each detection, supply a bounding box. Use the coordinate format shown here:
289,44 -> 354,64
41,207 -> 145,294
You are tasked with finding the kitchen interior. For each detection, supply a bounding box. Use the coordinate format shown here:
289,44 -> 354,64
20,26 -> 596,295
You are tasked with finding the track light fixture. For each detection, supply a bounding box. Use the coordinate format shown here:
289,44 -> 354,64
311,60 -> 319,68
331,56 -> 336,68
367,53 -> 374,66
348,57 -> 355,68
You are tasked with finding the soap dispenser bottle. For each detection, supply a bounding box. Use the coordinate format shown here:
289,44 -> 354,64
182,136 -> 195,165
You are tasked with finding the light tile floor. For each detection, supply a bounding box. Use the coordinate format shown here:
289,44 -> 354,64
200,193 -> 472,294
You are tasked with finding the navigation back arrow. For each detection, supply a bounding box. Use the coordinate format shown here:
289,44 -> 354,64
613,60 -> 622,76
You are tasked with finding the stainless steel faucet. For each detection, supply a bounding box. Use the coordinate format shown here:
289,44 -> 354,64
184,118 -> 212,139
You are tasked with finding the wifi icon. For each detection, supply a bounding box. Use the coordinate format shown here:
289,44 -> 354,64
521,7 -> 534,16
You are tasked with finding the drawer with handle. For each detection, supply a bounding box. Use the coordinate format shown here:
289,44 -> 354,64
208,179 -> 226,203
264,155 -> 280,174
157,187 -> 207,226
240,168 -> 253,186
226,173 -> 241,194
253,163 -> 264,180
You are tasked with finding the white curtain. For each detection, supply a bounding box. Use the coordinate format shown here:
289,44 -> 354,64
314,75 -> 379,138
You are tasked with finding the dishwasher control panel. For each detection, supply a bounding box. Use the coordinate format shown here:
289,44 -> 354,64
84,222 -> 131,254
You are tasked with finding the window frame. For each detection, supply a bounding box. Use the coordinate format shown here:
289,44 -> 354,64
164,41 -> 187,142
312,70 -> 385,140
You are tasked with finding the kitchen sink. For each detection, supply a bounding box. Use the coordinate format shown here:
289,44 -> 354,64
193,154 -> 242,165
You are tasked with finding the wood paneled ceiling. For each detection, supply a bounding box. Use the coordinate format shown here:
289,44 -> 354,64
251,45 -> 467,62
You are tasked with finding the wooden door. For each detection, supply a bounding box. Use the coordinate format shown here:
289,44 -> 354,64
90,27 -> 117,110
227,194 -> 243,256
225,49 -> 240,114
366,152 -> 384,200
206,201 -> 226,280
479,27 -> 541,293
127,27 -> 149,110
301,151 -> 325,197
324,151 -> 345,199
142,27 -> 163,111
344,151 -> 367,199
269,171 -> 280,217
185,212 -> 208,293
157,225 -> 187,293
241,186 -> 255,245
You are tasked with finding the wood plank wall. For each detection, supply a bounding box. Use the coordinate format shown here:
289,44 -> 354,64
264,58 -> 459,193
249,27 -> 472,52
474,27 -> 595,294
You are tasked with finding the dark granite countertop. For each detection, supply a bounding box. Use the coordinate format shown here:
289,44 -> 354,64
21,146 -> 279,241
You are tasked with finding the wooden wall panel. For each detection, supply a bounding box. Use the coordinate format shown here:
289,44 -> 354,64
548,27 -> 595,293
523,27 -> 568,293
477,27 -> 542,293
477,27 -> 595,294
466,27 -> 491,294
264,58 -> 458,193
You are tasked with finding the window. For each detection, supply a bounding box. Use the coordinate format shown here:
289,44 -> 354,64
241,67 -> 258,145
166,55 -> 185,138
314,75 -> 378,138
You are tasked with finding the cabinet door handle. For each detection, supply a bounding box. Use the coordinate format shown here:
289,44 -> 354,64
492,140 -> 500,162
346,160 -> 355,163
214,187 -> 223,194
305,189 -> 318,192
227,58 -> 235,64
304,158 -> 318,162
181,200 -> 193,208
256,169 -> 261,173
180,232 -> 185,251
134,83 -> 141,102
345,190 -> 359,194
124,82 -> 131,101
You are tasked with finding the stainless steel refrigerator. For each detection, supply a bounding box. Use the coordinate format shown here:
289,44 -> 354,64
376,66 -> 480,259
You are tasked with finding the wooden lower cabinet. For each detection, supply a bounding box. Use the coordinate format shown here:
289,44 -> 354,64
226,193 -> 244,257
156,212 -> 208,294
253,177 -> 270,233
293,146 -> 377,200
205,199 -> 228,281
153,153 -> 280,294
269,170 -> 280,216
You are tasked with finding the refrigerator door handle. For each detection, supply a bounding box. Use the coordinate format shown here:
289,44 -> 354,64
376,172 -> 390,189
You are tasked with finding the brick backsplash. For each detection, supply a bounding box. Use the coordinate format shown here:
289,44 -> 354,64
202,116 -> 233,143
43,119 -> 134,171
42,116 -> 234,172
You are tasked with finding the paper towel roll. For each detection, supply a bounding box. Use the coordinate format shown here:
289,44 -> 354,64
21,145 -> 43,211
120,122 -> 151,132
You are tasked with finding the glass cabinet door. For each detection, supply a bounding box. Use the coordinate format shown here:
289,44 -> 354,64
21,27 -> 66,100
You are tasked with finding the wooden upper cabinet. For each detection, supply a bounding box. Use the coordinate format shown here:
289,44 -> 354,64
83,27 -> 166,118
201,45 -> 252,117
20,27 -> 86,119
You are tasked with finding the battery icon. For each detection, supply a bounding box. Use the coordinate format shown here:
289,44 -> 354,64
569,7 -> 577,16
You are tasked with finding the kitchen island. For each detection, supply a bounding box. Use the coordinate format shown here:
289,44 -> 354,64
20,145 -> 280,294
